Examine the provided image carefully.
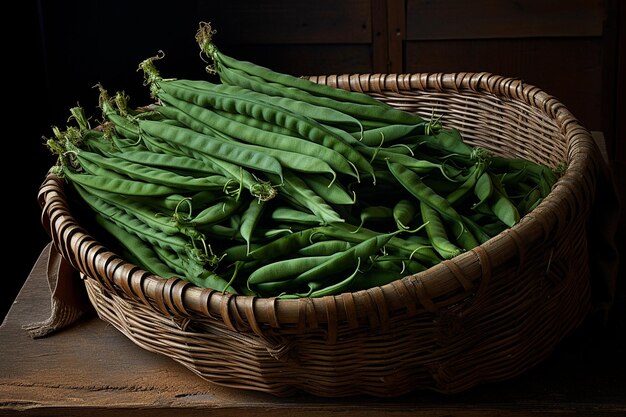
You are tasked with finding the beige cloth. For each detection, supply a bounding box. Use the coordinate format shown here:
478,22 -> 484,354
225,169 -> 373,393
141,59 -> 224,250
23,242 -> 93,338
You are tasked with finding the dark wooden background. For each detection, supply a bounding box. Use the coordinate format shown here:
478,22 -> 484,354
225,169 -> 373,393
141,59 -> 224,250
7,1 -> 624,334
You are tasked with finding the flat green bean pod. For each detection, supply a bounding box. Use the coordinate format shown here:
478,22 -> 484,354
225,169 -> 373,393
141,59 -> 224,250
281,170 -> 344,225
64,167 -> 179,197
247,255 -> 334,287
138,119 -> 284,181
95,214 -> 179,279
292,231 -> 399,285
158,92 -> 359,180
173,78 -> 364,132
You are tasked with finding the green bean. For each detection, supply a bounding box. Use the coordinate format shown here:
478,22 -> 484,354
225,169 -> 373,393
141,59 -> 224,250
387,143 -> 420,156
192,197 -> 242,225
271,207 -> 320,225
321,223 -> 440,266
74,184 -> 189,252
248,227 -> 321,261
405,234 -> 431,246
158,86 -> 375,182
107,148 -> 232,178
195,27 -> 388,108
473,171 -> 493,210
138,119 -> 283,180
245,278 -> 282,294
488,173 -> 520,227
158,92 -> 359,180
517,187 -> 542,215
367,255 -> 426,276
156,102 -> 225,135
160,118 -> 185,127
355,123 -> 428,146
393,199 -> 417,231
535,168 -> 556,198
158,98 -> 337,178
139,128 -> 188,156
169,78 -> 365,133
139,130 -> 270,200
346,269 -> 405,292
163,82 -> 370,170
111,134 -> 146,152
202,223 -> 241,239
151,244 -> 192,277
161,99 -> 295,151
221,244 -> 258,262
74,152 -> 127,179
209,56 -> 423,126
263,228 -> 296,239
421,177 -> 461,195
158,101 -> 337,178
417,129 -> 477,159
94,213 -> 178,279
421,202 -> 462,259
281,170 -> 344,225
137,191 -> 217,213
446,160 -> 487,205
64,166 -> 179,197
368,170 -> 397,185
240,199 -> 265,254
461,215 -> 492,244
101,105 -> 141,141
387,160 -> 478,251
213,108 -> 299,137
364,147 -> 462,179
159,100 -> 299,143
298,240 -> 355,256
490,156 -> 557,184
77,149 -> 232,191
303,174 -> 355,205
247,255 -> 333,286
257,148 -> 338,180
77,185 -> 180,235
292,231 -> 398,285
499,167 -> 530,186
356,206 -> 394,231
475,219 -> 508,237
198,35 -> 373,108
229,213 -> 243,229
83,135 -> 127,155
296,260 -> 362,297
153,245 -> 233,292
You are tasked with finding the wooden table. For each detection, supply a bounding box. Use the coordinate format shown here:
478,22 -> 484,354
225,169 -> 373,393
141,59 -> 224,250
1,245 -> 624,416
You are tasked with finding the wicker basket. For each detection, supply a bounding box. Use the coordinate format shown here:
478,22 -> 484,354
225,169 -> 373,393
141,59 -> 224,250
39,72 -> 602,397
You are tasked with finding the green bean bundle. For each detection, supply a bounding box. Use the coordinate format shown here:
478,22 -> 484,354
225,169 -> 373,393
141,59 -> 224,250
45,22 -> 561,298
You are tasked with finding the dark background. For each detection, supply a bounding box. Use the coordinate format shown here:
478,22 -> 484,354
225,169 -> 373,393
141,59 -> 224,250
6,1 -> 624,339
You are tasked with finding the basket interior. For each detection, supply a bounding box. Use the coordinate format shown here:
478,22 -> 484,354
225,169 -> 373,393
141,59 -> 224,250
372,89 -> 567,168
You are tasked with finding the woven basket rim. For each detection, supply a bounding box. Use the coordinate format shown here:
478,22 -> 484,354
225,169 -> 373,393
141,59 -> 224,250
39,71 -> 599,336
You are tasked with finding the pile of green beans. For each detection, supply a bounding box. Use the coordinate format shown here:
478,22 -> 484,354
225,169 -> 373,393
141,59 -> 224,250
45,22 -> 559,298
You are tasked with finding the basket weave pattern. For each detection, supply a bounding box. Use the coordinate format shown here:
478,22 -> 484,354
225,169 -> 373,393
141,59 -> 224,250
39,72 -> 599,397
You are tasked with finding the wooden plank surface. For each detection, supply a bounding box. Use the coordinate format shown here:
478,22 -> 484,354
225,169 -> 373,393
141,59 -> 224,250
405,0 -> 606,40
197,0 -> 372,45
387,0 -> 406,73
370,0 -> 390,72
1,243 -> 624,416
